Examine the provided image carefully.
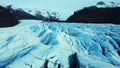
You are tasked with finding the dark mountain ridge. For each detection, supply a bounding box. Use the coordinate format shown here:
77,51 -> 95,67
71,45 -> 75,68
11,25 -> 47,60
67,6 -> 120,24
0,6 -> 19,27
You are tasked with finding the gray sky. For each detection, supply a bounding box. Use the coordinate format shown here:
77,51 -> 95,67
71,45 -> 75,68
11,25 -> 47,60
0,0 -> 94,11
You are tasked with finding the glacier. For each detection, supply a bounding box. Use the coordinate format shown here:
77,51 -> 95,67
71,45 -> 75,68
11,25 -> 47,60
0,20 -> 120,68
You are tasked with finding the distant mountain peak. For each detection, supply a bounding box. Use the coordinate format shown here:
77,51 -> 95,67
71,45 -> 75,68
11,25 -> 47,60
96,1 -> 120,7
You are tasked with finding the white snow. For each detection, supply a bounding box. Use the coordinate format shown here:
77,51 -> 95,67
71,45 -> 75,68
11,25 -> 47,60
0,20 -> 120,68
23,8 -> 61,20
96,1 -> 120,8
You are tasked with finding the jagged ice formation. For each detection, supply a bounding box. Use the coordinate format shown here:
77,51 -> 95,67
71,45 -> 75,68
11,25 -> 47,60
0,20 -> 120,68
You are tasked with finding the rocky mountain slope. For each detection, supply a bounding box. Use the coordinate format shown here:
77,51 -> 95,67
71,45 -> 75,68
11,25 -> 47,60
67,6 -> 120,24
0,20 -> 120,68
0,6 -> 19,27
67,1 -> 120,24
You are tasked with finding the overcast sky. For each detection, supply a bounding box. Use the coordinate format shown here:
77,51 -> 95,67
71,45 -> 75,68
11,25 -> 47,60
0,0 -> 93,11
0,0 -> 120,19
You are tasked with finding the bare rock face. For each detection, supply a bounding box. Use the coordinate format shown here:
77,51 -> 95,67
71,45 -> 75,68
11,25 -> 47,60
67,6 -> 120,24
0,6 -> 19,27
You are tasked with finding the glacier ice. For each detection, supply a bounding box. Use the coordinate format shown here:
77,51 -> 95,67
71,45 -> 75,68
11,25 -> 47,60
0,20 -> 120,68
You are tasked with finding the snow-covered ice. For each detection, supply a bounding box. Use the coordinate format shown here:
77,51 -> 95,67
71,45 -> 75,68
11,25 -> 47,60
0,20 -> 120,68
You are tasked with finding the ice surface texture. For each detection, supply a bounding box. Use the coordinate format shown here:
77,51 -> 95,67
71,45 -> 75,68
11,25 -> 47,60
0,20 -> 120,68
